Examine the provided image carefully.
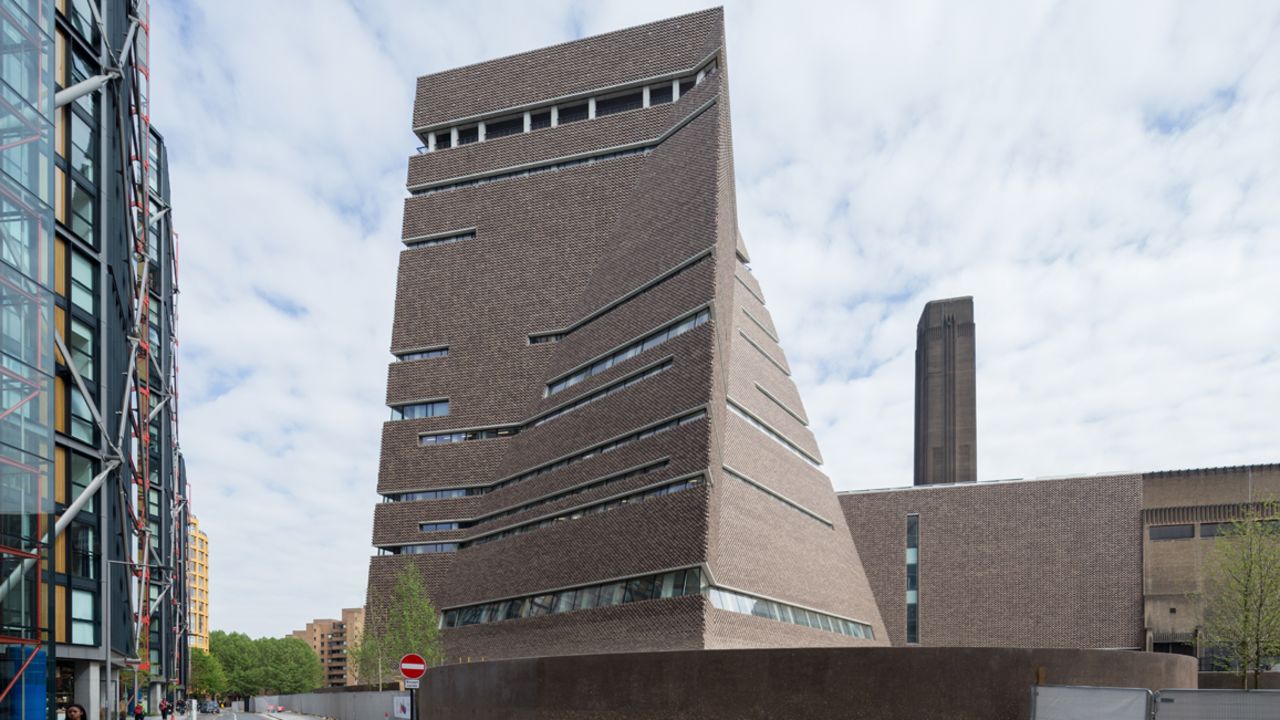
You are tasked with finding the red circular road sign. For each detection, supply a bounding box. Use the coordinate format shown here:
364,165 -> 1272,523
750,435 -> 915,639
399,653 -> 427,680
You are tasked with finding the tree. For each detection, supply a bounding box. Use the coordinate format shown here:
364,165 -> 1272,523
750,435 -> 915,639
352,563 -> 444,689
256,637 -> 323,695
210,631 -> 261,698
209,630 -> 322,697
189,649 -> 229,699
1200,503 -> 1280,689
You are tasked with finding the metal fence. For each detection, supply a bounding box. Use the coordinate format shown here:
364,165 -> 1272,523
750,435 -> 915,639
251,690 -> 401,720
1032,686 -> 1280,720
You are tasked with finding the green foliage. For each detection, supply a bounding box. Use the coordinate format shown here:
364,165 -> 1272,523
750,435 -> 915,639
189,649 -> 229,698
352,563 -> 444,689
208,630 -> 323,696
1201,504 -> 1280,689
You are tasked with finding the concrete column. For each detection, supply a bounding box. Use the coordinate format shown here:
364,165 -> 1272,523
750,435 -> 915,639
426,132 -> 435,152
671,79 -> 680,101
450,127 -> 458,147
75,661 -> 102,720
523,111 -> 532,132
587,97 -> 596,119
477,121 -> 486,142
550,107 -> 558,127
697,69 -> 705,84
642,86 -> 650,108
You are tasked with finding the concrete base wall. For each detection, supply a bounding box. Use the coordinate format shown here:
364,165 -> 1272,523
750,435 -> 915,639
1199,671 -> 1280,689
420,647 -> 1197,720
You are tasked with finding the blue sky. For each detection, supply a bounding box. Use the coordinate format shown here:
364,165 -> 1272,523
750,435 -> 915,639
149,1 -> 1280,637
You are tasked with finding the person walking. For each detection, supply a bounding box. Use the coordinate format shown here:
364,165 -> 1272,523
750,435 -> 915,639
133,699 -> 145,720
160,699 -> 171,720
66,704 -> 88,720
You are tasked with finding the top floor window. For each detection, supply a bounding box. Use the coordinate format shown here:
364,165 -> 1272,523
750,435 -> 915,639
390,399 -> 449,421
596,90 -> 644,117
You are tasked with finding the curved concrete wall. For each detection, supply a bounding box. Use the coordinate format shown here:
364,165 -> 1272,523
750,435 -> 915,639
420,647 -> 1196,720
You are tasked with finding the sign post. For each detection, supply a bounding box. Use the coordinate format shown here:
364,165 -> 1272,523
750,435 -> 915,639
400,654 -> 427,720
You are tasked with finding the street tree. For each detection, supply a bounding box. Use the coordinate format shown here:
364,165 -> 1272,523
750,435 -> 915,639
209,630 -> 322,696
189,649 -> 229,699
353,563 -> 444,689
1200,503 -> 1280,689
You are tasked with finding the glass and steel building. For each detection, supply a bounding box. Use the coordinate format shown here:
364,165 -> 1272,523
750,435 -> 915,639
3,1 -> 189,718
1,1 -> 57,718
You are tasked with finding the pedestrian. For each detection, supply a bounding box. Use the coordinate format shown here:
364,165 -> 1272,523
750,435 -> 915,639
66,704 -> 88,720
160,700 -> 170,720
133,700 -> 145,720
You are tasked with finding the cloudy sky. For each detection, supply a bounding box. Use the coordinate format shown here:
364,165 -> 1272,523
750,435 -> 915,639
149,1 -> 1280,638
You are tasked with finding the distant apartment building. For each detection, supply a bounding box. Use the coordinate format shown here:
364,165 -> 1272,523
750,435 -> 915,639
188,516 -> 210,652
291,609 -> 364,687
364,8 -> 886,663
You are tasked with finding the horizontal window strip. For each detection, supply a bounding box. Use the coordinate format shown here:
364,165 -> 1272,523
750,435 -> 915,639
741,307 -> 779,342
487,409 -> 708,495
708,586 -> 874,640
727,401 -> 821,467
755,383 -> 808,426
411,147 -> 653,197
398,410 -> 706,501
396,346 -> 448,362
382,542 -> 457,555
413,361 -> 672,448
384,486 -> 487,502
527,247 -> 712,348
391,399 -> 449,421
387,461 -> 666,516
723,466 -> 831,529
528,333 -> 564,345
466,474 -> 705,548
442,567 -> 703,629
739,330 -> 790,376
410,94 -> 719,196
533,360 -> 672,427
547,309 -> 709,396
472,460 -> 669,525
419,521 -> 465,532
420,425 -> 519,446
404,231 -> 474,249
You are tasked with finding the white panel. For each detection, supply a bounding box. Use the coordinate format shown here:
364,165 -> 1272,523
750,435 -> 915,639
1032,686 -> 1150,720
1156,689 -> 1280,720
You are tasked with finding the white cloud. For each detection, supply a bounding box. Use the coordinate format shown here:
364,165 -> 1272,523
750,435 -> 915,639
151,0 -> 1280,636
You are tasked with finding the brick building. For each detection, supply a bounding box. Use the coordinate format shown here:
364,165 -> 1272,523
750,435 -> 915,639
841,474 -> 1146,649
841,462 -> 1280,669
913,297 -> 977,485
290,608 -> 364,688
364,8 -> 887,662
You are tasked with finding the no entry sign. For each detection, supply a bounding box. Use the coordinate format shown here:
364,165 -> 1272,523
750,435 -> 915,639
399,653 -> 427,680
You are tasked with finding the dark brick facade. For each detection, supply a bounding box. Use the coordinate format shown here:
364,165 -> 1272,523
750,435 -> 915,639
914,297 -> 977,485
841,474 -> 1145,649
366,9 -> 887,663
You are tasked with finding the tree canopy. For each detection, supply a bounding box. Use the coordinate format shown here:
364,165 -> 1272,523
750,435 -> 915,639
1201,504 -> 1280,689
208,630 -> 322,697
189,649 -> 229,699
351,562 -> 444,689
